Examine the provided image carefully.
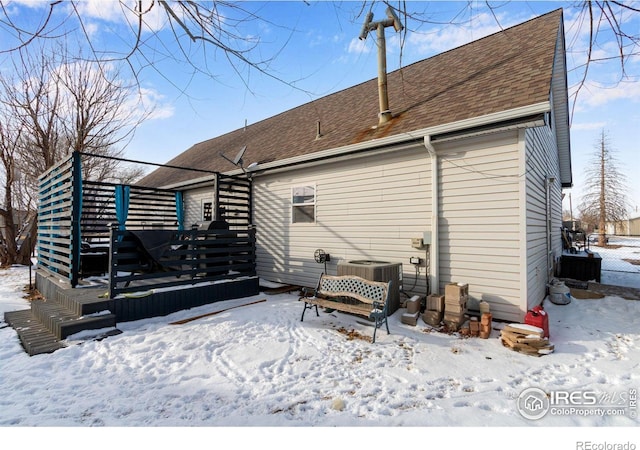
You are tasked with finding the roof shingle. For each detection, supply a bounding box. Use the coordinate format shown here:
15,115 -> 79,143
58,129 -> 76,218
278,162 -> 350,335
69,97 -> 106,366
140,9 -> 563,188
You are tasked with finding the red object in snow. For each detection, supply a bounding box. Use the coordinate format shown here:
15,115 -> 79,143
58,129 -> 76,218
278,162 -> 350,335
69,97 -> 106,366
524,305 -> 549,338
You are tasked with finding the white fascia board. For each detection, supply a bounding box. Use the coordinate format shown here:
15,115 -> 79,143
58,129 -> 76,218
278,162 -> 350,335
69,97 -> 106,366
240,102 -> 552,176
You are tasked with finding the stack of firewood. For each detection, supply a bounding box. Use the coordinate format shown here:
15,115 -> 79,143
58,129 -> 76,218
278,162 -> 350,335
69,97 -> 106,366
500,323 -> 554,357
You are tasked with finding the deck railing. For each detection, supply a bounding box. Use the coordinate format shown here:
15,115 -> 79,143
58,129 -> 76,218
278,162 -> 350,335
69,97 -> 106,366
108,226 -> 257,298
38,152 -> 256,296
38,152 -> 183,286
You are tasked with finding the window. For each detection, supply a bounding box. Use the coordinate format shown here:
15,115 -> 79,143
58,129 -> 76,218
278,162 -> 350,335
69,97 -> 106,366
292,185 -> 315,223
202,201 -> 213,221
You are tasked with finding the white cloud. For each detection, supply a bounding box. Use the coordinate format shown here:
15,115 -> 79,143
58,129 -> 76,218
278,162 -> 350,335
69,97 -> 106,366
82,21 -> 100,40
574,80 -> 640,110
72,0 -> 167,32
137,87 -> 175,121
73,0 -> 126,23
7,0 -> 50,9
347,37 -> 370,54
571,121 -> 608,131
347,26 -> 406,56
407,11 -> 521,56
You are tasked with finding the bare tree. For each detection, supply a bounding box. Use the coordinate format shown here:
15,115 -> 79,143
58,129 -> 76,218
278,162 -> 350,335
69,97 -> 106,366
1,1 -> 637,111
577,130 -> 630,246
109,163 -> 148,185
52,51 -> 150,181
0,44 -> 148,265
3,50 -> 64,176
567,1 -> 640,117
0,118 -> 29,265
0,1 -> 297,93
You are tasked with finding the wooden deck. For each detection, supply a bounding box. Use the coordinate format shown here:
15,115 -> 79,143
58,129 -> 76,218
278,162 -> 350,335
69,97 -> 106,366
3,268 -> 259,356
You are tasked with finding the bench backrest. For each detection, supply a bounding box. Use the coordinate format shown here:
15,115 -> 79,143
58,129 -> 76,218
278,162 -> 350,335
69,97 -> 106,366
317,274 -> 390,305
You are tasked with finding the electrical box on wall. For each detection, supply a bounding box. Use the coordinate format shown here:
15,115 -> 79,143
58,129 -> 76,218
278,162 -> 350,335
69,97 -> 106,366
411,238 -> 424,249
411,232 -> 431,250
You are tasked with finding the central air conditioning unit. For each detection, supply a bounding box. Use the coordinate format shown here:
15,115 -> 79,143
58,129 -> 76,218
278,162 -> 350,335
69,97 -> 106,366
337,260 -> 402,315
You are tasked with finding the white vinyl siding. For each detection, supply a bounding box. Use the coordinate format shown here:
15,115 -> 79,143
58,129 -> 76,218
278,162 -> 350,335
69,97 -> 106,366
197,126 -> 563,323
435,131 -> 524,322
524,125 -> 562,311
253,145 -> 432,292
183,187 -> 215,228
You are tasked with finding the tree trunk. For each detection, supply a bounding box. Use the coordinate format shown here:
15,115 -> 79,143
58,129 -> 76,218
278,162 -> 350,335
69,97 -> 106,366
0,213 -> 19,266
16,217 -> 37,266
598,135 -> 607,247
0,156 -> 19,266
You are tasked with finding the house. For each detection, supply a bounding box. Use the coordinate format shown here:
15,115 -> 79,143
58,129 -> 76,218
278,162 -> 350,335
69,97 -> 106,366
139,9 -> 572,322
628,212 -> 640,236
606,211 -> 640,236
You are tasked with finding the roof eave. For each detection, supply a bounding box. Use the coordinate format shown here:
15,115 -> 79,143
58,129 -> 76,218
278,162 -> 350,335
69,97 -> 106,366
227,101 -> 552,178
552,11 -> 572,189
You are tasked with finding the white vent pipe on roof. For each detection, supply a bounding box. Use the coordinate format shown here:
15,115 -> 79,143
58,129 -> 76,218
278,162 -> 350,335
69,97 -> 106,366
359,7 -> 403,126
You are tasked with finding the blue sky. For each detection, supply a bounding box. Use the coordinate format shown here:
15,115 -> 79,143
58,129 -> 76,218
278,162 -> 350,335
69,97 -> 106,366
2,1 -> 639,215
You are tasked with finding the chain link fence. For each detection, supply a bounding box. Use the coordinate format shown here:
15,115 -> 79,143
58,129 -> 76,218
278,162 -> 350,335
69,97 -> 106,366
586,235 -> 640,287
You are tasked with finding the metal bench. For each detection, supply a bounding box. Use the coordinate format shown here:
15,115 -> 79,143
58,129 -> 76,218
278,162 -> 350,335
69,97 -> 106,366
300,274 -> 391,343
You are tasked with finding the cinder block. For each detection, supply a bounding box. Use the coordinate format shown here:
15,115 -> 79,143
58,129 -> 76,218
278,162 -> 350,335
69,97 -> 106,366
443,311 -> 467,331
445,301 -> 467,314
426,294 -> 445,312
443,319 -> 464,331
422,310 -> 442,326
406,296 -> 421,314
444,311 -> 465,322
445,283 -> 469,304
401,311 -> 420,326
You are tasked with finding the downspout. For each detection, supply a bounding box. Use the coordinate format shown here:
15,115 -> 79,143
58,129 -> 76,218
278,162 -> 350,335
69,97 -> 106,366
424,136 -> 439,296
545,176 -> 550,285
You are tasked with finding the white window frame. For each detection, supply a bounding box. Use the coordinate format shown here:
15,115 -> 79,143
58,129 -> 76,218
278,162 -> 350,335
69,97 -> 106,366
291,184 -> 316,224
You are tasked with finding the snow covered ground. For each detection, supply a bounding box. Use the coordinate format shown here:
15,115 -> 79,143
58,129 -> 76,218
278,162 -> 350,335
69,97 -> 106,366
1,261 -> 639,448
593,236 -> 640,288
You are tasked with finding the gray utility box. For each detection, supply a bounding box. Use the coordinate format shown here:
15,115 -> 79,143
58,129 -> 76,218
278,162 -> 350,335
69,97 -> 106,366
337,260 -> 402,315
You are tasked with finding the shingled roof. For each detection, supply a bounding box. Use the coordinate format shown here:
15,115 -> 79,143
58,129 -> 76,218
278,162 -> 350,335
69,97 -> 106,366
140,8 -> 568,188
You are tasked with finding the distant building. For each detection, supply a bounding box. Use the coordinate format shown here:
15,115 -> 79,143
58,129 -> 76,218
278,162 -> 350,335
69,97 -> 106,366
606,211 -> 640,236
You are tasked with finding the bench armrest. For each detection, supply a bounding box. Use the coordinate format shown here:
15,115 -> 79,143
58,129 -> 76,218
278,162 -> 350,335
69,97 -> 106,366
300,286 -> 317,298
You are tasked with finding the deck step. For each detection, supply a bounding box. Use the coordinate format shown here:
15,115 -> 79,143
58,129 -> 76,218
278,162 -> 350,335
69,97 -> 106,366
31,299 -> 117,340
4,276 -> 120,356
55,287 -> 114,316
4,309 -> 66,356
